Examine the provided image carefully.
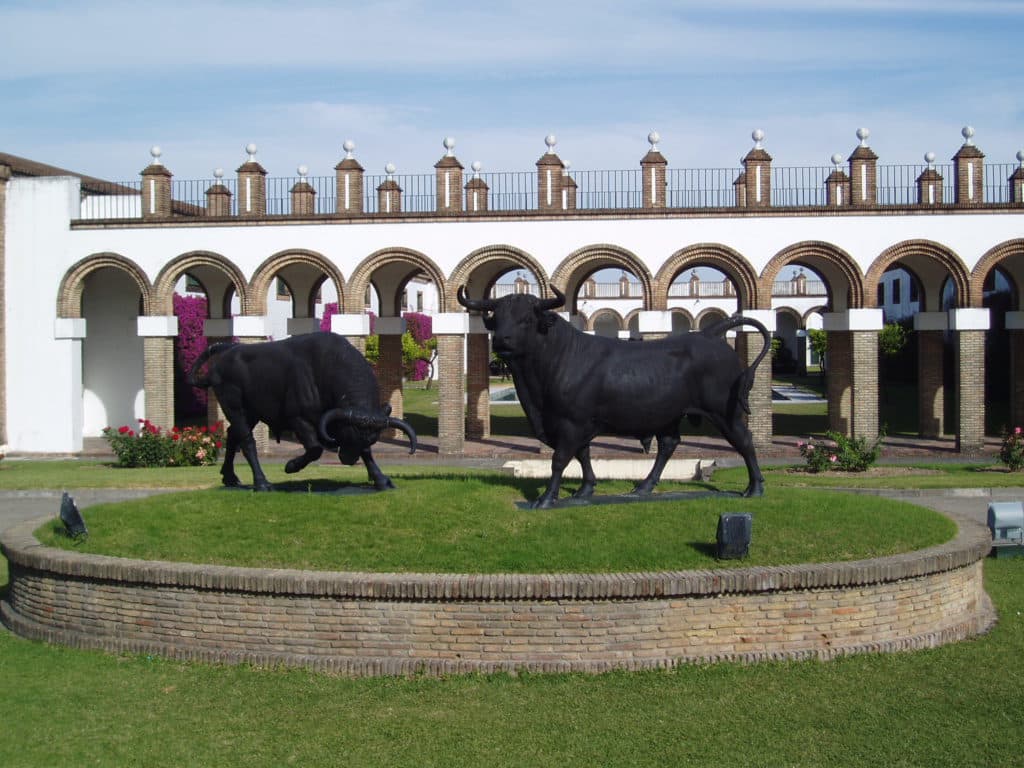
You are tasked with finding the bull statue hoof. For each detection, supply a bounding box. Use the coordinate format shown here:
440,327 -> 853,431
254,481 -> 274,492
221,474 -> 241,488
742,482 -> 765,498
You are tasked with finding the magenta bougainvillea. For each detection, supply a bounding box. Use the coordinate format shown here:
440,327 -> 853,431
173,293 -> 208,411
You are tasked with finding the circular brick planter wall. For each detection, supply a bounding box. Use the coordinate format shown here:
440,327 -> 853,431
1,511 -> 996,676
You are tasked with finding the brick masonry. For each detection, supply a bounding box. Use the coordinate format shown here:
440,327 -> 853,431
436,334 -> 465,455
957,330 -> 986,454
0,509 -> 994,676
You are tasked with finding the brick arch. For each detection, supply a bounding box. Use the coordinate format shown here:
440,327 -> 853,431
550,244 -> 654,312
760,241 -> 863,312
153,251 -> 249,316
249,249 -> 346,315
971,239 -> 1024,310
57,252 -> 153,318
865,240 -> 971,310
695,307 -> 730,329
344,247 -> 446,315
587,307 -> 624,333
446,245 -> 550,309
654,243 -> 759,311
669,307 -> 695,331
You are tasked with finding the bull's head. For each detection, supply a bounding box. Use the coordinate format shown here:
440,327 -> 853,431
457,285 -> 565,359
317,405 -> 417,465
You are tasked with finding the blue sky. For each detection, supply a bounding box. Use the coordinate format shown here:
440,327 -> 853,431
1,0 -> 1021,182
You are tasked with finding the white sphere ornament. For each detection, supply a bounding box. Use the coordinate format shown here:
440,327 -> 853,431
751,129 -> 765,149
245,143 -> 258,161
297,165 -> 308,178
443,136 -> 456,155
150,146 -> 162,164
924,151 -> 936,166
648,130 -> 661,151
471,160 -> 482,175
545,134 -> 557,153
962,125 -> 975,145
856,127 -> 870,146
1017,149 -> 1024,166
385,162 -> 396,176
343,139 -> 356,158
213,168 -> 224,180
831,153 -> 843,167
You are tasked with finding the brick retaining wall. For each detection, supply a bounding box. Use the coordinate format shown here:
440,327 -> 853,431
0,513 -> 996,676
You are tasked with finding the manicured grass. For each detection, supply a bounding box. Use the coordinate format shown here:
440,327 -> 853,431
34,476 -> 954,572
713,463 -> 1024,490
1,557 -> 1021,766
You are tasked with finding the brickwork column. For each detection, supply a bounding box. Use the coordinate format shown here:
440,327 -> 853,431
536,135 -> 564,212
375,318 -> 405,425
823,309 -> 882,438
330,313 -> 370,356
1010,154 -> 1024,204
0,163 -> 8,444
236,144 -> 267,217
641,131 -> 667,209
435,138 -> 464,215
335,140 -> 365,216
735,310 -> 774,451
140,147 -> 172,219
434,313 -> 469,456
205,169 -> 232,216
733,172 -> 747,208
466,319 -> 491,439
138,316 -> 178,430
290,166 -> 316,216
377,164 -> 402,213
953,126 -> 984,206
742,130 -> 771,209
465,161 -> 489,212
1008,314 -> 1024,429
561,166 -> 577,211
826,154 -> 850,207
638,311 -> 672,341
848,128 -> 878,207
950,309 -> 989,455
916,154 -> 944,206
913,317 -> 947,438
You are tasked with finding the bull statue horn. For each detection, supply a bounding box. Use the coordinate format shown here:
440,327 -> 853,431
318,407 -> 418,455
536,286 -> 565,312
456,285 -> 496,312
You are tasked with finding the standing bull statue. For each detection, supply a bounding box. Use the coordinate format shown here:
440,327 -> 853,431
458,286 -> 771,508
188,333 -> 416,492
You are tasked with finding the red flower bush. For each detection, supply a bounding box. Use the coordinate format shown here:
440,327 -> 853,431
103,420 -> 225,468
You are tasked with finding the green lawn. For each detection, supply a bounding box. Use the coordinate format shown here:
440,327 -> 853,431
1,557 -> 1021,766
33,478 -> 954,572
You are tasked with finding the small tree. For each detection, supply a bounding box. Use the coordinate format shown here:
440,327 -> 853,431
807,328 -> 827,376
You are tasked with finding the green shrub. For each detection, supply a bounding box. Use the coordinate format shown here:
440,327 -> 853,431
999,426 -> 1024,471
103,420 -> 225,468
798,429 -> 885,473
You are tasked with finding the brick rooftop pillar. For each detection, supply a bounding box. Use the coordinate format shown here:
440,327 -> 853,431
916,154 -> 944,206
536,135 -> 564,212
950,309 -> 989,455
236,144 -> 267,217
137,316 -> 178,431
738,311 -> 775,451
826,153 -> 850,207
914,315 -> 947,438
640,131 -> 668,209
953,126 -> 985,206
377,164 -> 402,214
733,171 -> 747,207
205,169 -> 232,216
742,129 -> 772,209
848,128 -> 878,207
466,323 -> 491,439
375,318 -> 406,429
1008,315 -> 1024,428
561,164 -> 577,210
435,138 -> 464,215
290,166 -> 316,216
140,146 -> 172,219
465,161 -> 489,212
1010,152 -> 1024,204
434,314 -> 469,456
335,140 -> 365,216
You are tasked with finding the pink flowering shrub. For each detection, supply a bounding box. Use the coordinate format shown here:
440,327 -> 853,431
999,426 -> 1024,471
173,293 -> 209,414
798,429 -> 884,473
103,419 -> 225,468
402,312 -> 435,381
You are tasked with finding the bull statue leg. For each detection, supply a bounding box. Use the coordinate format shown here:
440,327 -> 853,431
533,443 -> 578,508
632,433 -> 681,495
571,445 -> 598,499
708,413 -> 765,497
284,418 -> 324,475
361,449 -> 396,491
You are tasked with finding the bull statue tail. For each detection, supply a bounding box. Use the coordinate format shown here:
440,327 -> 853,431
187,342 -> 238,388
703,315 -> 772,416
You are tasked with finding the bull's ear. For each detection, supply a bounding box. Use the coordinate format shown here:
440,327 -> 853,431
482,313 -> 496,331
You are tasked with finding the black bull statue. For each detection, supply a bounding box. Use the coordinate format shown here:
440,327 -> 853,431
458,286 -> 771,508
188,333 -> 416,492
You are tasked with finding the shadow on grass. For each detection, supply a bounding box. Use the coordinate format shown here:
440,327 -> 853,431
686,540 -> 718,558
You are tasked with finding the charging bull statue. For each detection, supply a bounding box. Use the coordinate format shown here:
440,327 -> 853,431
458,286 -> 771,508
188,333 -> 416,492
